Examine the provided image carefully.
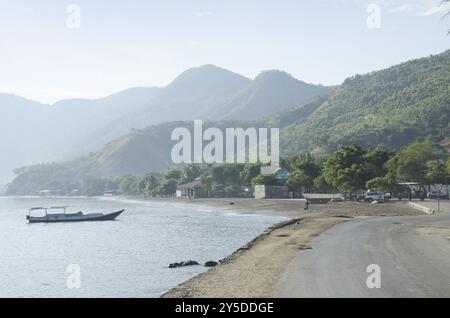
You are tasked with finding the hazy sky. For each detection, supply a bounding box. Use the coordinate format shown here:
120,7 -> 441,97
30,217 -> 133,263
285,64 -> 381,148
0,0 -> 449,103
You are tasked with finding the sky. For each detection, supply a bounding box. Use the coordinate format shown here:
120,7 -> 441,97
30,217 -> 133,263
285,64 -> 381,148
0,0 -> 449,104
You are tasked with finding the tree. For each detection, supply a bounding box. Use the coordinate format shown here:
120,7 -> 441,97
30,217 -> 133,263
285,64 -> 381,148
293,153 -> 321,180
287,170 -> 313,193
200,164 -> 243,195
239,163 -> 261,187
182,164 -> 204,183
118,175 -> 140,195
251,174 -> 278,186
366,173 -> 398,194
165,169 -> 183,181
313,175 -> 331,193
426,160 -> 449,185
157,178 -> 178,196
323,145 -> 371,191
138,174 -> 160,196
364,147 -> 392,179
386,140 -> 437,184
84,178 -> 108,196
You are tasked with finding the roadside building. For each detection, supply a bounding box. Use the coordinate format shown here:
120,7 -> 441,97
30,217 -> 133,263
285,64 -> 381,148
254,166 -> 291,199
254,185 -> 291,199
176,180 -> 205,199
261,166 -> 290,184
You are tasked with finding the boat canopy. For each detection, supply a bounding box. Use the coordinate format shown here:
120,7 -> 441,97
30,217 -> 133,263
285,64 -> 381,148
29,207 -> 46,211
28,206 -> 69,216
29,206 -> 69,210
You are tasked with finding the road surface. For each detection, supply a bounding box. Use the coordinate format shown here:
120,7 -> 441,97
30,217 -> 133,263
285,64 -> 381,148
276,213 -> 450,297
411,200 -> 450,213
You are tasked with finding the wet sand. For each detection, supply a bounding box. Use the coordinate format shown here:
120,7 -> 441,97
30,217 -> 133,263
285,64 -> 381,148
152,198 -> 421,298
118,196 -> 422,218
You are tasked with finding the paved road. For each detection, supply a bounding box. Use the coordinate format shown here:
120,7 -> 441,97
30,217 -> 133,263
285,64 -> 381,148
276,213 -> 450,297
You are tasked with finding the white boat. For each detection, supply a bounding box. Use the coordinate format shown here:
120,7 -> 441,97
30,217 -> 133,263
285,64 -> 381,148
26,206 -> 124,223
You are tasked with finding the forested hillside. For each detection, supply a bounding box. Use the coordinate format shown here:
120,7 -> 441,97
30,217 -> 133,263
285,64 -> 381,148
280,50 -> 450,156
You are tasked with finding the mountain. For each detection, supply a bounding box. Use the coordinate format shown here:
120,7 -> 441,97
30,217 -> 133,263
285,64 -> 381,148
123,66 -> 331,124
0,65 -> 330,190
119,65 -> 252,126
0,87 -> 162,187
6,50 -> 449,195
209,70 -> 334,120
47,87 -> 163,155
280,50 -> 450,156
0,94 -> 50,180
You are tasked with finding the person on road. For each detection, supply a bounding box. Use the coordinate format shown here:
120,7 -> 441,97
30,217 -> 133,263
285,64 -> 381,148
304,198 -> 310,210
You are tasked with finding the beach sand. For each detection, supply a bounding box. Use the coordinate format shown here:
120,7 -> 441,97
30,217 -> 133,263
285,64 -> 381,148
161,217 -> 349,298
153,198 -> 422,298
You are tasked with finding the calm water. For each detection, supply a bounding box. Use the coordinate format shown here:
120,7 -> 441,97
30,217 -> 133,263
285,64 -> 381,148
0,196 -> 285,298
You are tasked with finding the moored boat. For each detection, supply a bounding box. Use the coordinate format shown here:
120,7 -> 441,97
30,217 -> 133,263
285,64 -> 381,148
26,206 -> 124,223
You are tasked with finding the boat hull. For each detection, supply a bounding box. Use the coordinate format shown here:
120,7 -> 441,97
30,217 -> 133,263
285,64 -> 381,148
28,210 -> 124,223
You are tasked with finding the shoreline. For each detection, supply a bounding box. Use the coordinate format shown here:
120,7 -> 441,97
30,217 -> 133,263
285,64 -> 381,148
107,196 -> 423,298
161,216 -> 350,298
4,195 -> 425,297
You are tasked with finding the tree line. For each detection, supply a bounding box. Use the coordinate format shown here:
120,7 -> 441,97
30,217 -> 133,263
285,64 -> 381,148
80,140 -> 449,197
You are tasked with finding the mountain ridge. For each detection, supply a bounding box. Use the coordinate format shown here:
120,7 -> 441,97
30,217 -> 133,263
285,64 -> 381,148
0,65 -> 330,186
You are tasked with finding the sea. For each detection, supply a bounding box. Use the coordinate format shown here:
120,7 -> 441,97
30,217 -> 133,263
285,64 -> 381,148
0,196 -> 285,297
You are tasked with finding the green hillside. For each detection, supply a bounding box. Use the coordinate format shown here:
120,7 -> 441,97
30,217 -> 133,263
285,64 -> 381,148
280,50 -> 450,156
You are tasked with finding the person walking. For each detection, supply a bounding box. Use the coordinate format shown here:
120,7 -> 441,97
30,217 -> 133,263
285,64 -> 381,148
304,198 -> 310,210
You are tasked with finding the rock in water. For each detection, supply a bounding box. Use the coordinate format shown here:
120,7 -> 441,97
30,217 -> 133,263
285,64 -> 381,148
204,261 -> 218,267
168,260 -> 199,268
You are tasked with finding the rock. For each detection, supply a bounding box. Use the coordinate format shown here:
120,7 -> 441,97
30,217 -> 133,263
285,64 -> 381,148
204,261 -> 218,267
168,260 -> 199,268
229,202 -> 235,205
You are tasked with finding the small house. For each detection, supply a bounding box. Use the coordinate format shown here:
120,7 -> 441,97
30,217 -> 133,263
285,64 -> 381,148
176,180 -> 205,199
260,166 -> 289,184
254,185 -> 291,199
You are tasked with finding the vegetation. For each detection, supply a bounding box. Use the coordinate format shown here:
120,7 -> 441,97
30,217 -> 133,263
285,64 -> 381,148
385,140 -> 437,184
7,139 -> 448,198
280,50 -> 450,156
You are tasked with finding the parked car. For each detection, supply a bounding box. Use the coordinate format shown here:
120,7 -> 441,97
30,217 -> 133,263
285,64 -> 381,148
429,190 -> 449,200
341,191 -> 356,201
364,191 -> 385,203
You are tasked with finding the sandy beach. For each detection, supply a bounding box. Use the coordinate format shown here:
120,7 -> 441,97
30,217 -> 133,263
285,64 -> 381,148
161,216 -> 349,298
117,196 -> 422,218
120,197 -> 422,298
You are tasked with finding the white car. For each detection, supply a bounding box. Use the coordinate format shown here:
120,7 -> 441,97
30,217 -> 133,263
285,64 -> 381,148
365,191 -> 385,203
